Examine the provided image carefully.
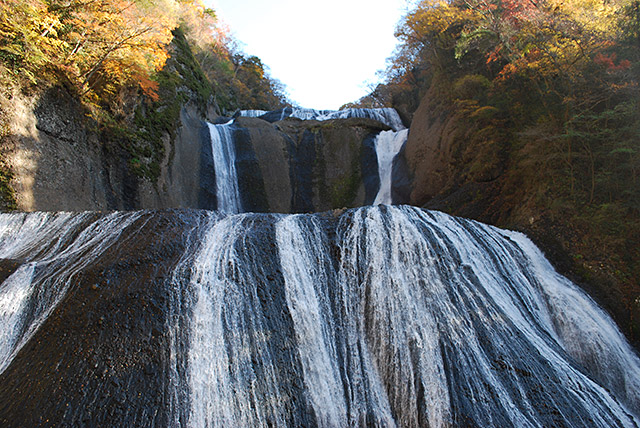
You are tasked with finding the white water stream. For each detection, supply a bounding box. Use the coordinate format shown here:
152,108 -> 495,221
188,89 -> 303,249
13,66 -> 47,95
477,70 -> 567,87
207,121 -> 242,214
180,206 -> 640,427
373,129 -> 409,205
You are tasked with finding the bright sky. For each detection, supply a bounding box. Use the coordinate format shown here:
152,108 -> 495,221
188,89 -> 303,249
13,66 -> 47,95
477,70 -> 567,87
207,0 -> 410,110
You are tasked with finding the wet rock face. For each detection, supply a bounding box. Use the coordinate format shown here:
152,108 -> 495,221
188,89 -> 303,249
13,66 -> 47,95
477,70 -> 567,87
226,116 -> 387,213
0,208 -> 639,427
8,94 -> 396,215
391,141 -> 412,205
198,122 -> 217,210
0,211 -> 206,428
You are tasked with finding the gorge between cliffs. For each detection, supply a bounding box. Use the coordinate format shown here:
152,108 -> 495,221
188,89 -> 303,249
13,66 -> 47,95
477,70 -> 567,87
0,102 -> 639,427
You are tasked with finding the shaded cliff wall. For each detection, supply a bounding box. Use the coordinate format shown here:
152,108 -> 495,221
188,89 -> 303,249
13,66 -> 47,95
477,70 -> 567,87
0,87 -> 215,211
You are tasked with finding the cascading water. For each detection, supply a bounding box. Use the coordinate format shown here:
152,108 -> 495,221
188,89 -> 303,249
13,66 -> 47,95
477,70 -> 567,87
238,106 -> 409,205
373,129 -> 409,205
174,206 -> 640,427
237,109 -> 268,118
0,207 -> 639,426
239,107 -> 405,131
0,211 -> 143,375
207,121 -> 242,214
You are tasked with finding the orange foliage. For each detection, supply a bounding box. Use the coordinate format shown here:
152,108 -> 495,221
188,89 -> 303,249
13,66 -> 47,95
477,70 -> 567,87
58,0 -> 177,97
594,53 -> 632,72
0,0 -> 180,100
138,74 -> 160,101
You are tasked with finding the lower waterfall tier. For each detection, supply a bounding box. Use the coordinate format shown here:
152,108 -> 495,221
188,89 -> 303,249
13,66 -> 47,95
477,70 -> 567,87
0,207 -> 638,427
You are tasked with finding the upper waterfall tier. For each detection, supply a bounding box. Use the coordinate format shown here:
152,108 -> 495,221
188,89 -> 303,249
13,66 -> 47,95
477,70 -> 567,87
238,107 -> 406,131
373,129 -> 409,205
206,121 -> 242,214
0,206 -> 638,427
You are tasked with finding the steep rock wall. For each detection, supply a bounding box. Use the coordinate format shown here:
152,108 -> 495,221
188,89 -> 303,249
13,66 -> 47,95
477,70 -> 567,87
229,116 -> 386,213
401,86 -> 640,350
1,86 -> 215,211
403,88 -> 463,206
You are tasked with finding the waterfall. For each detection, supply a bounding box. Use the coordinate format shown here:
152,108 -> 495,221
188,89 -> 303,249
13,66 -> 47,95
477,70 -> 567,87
373,129 -> 409,205
0,207 -> 639,425
237,109 -> 268,118
276,216 -> 348,427
177,206 -> 640,427
238,107 -> 409,206
207,121 -> 242,214
239,107 -> 405,131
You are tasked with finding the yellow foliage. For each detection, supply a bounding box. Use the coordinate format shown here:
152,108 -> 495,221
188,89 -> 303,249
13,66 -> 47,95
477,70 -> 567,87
0,0 -> 181,100
61,0 -> 178,96
0,0 -> 65,80
179,0 -> 228,51
546,0 -> 624,40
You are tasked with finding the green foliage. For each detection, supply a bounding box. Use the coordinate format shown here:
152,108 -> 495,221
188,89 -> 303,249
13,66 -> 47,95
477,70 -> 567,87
101,26 -> 215,181
170,27 -> 212,111
0,161 -> 16,211
0,103 -> 16,210
453,74 -> 491,101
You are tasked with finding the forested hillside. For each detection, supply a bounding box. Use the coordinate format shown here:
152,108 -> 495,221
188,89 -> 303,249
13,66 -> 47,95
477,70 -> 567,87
359,0 -> 640,344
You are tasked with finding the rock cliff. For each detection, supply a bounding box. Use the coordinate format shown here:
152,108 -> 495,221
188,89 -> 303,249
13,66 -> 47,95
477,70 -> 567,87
1,86 -> 215,211
228,116 -> 386,213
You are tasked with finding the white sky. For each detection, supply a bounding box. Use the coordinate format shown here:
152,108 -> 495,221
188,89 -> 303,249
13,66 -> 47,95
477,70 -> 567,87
207,0 -> 410,110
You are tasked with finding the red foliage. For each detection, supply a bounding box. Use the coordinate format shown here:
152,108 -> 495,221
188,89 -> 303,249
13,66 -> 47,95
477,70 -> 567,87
500,0 -> 541,24
594,52 -> 632,72
486,47 -> 502,64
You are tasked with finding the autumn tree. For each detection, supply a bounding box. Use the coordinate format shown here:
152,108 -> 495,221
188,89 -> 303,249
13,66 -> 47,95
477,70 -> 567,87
0,0 -> 181,103
53,0 -> 179,102
0,0 -> 65,83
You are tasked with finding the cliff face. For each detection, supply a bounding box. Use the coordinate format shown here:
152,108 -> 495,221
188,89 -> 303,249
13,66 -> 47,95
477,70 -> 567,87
1,88 -> 390,216
0,26 -> 225,212
228,116 -> 386,213
404,88 -> 461,206
1,86 -> 215,211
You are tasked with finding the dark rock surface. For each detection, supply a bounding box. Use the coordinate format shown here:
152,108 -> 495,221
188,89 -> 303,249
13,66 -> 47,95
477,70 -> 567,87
232,124 -> 271,212
361,134 -> 380,205
198,122 -> 217,210
225,116 -> 389,213
0,210 -> 206,428
390,140 -> 412,205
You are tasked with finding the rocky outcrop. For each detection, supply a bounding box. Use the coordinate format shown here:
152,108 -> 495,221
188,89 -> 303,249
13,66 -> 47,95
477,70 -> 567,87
3,87 -> 111,211
0,86 -> 216,211
403,88 -> 464,207
229,116 -> 387,213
